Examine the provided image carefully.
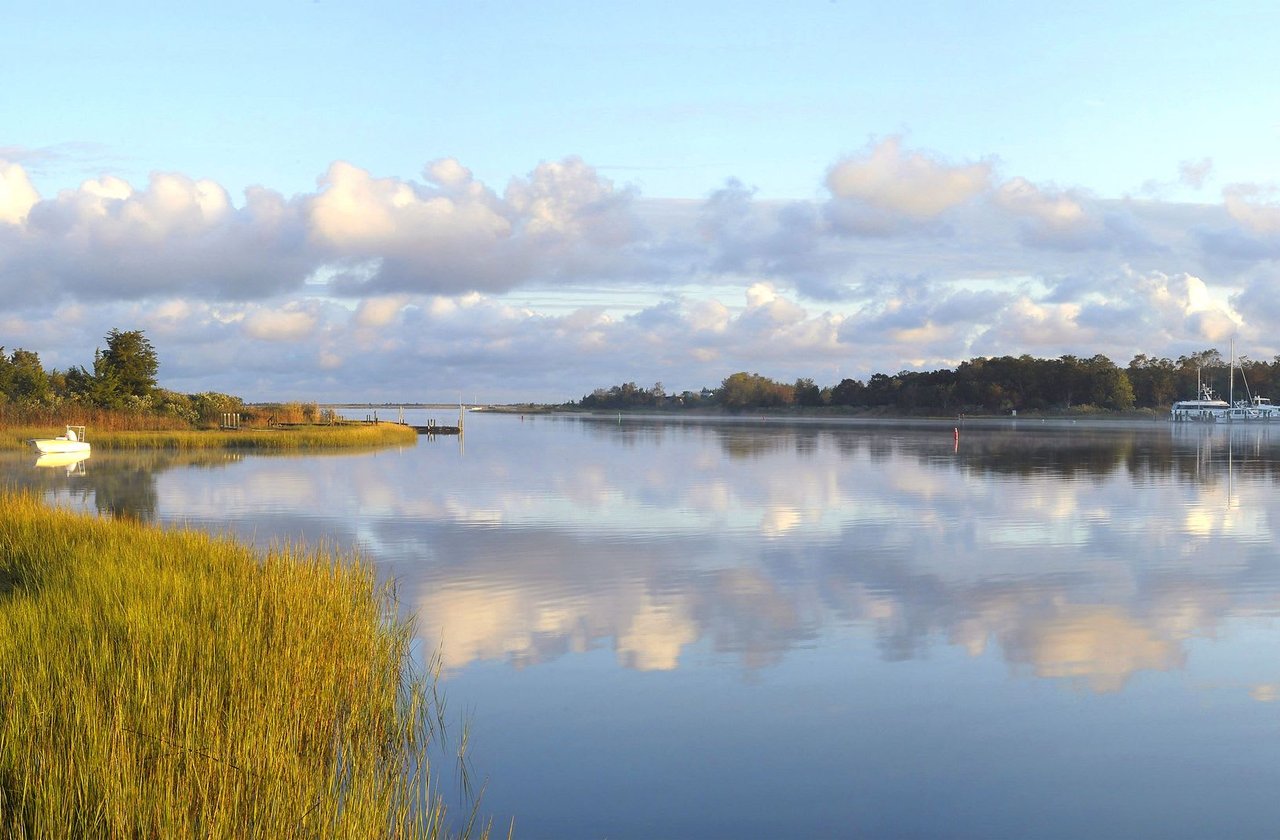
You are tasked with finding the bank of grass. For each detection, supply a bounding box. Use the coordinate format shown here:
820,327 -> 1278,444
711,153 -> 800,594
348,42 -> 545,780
1,422 -> 418,452
0,492 -> 484,838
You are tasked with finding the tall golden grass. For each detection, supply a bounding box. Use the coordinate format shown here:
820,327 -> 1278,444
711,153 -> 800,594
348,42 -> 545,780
0,405 -> 193,433
0,492 -> 489,838
1,423 -> 418,452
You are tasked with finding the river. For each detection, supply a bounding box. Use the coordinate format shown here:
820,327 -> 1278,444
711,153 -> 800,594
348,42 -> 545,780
4,411 -> 1280,838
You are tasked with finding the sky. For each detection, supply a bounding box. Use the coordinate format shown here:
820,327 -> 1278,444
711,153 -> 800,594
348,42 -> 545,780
3,0 -> 1280,403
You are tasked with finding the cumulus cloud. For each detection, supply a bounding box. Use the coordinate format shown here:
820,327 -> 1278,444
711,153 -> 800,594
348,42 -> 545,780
308,159 -> 514,293
695,180 -> 836,294
505,156 -> 636,244
994,177 -> 1100,248
826,136 -> 992,218
1222,183 -> 1280,235
353,295 -> 410,328
0,161 -> 39,224
243,303 -> 320,341
312,156 -> 646,295
0,167 -> 311,304
8,144 -> 1280,401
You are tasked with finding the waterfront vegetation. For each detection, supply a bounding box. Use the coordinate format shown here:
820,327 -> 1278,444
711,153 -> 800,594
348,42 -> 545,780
0,421 -> 418,452
573,348 -> 1267,415
0,492 -> 484,838
0,329 -> 349,433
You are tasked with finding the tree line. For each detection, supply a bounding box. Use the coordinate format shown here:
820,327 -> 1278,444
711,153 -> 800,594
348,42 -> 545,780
575,349 -> 1261,413
0,329 -> 247,426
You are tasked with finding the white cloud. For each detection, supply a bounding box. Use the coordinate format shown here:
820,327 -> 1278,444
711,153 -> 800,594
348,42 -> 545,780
505,156 -> 633,241
7,146 -> 1280,401
1222,183 -> 1280,235
0,171 -> 311,304
0,161 -> 39,224
826,136 -> 992,218
243,304 -> 320,341
353,295 -> 410,328
996,177 -> 1088,231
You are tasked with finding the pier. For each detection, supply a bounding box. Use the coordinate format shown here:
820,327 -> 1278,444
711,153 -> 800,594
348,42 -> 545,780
410,419 -> 462,435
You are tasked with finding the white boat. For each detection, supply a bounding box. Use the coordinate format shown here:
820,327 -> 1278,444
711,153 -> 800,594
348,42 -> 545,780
1217,343 -> 1280,422
1171,384 -> 1229,423
30,425 -> 91,455
1221,395 -> 1280,422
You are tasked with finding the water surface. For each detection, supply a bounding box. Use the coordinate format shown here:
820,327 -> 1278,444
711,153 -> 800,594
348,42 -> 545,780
5,413 -> 1280,838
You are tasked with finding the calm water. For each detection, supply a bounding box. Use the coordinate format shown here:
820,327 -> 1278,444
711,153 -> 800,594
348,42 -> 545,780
6,412 -> 1280,838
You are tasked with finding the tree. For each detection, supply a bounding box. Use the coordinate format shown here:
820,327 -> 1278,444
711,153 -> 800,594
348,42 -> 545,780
719,372 -> 792,409
830,378 -> 866,406
99,329 -> 159,400
793,377 -> 823,407
1091,356 -> 1135,409
0,347 -> 11,402
1127,354 -> 1177,408
8,349 -> 50,403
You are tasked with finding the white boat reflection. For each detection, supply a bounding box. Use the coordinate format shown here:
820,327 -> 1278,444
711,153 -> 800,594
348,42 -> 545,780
34,449 -> 90,475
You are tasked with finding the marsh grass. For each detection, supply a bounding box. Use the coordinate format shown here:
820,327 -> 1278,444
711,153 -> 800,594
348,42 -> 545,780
0,492 -> 485,838
2,422 -> 418,452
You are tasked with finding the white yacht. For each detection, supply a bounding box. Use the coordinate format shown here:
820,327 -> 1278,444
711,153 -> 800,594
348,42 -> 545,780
1171,384 -> 1230,422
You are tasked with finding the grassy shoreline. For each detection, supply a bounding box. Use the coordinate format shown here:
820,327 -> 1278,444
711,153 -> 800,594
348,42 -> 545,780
0,492 -> 478,838
1,422 -> 419,452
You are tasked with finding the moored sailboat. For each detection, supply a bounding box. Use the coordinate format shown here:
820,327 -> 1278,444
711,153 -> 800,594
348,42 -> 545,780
1220,343 -> 1280,422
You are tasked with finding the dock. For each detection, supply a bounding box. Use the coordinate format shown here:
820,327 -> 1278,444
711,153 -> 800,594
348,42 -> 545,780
410,420 -> 462,435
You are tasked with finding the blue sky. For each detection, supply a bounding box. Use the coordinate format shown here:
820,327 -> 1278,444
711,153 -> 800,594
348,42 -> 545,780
2,1 -> 1279,401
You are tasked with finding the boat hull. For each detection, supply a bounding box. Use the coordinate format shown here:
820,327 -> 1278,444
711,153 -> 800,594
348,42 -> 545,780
32,439 -> 91,455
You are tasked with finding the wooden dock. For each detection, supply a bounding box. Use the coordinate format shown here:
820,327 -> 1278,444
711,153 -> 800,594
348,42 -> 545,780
410,421 -> 461,435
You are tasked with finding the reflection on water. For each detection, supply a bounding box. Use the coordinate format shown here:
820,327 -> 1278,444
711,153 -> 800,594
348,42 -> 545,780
7,415 -> 1280,837
34,450 -> 90,474
3,448 -> 250,521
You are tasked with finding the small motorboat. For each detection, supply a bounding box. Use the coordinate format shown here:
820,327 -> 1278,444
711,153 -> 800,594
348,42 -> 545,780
30,425 -> 91,455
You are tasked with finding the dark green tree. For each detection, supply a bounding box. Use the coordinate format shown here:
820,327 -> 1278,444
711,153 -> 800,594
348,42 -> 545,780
830,378 -> 866,406
99,329 -> 159,400
793,377 -> 823,407
1127,354 -> 1178,408
9,349 -> 50,403
1083,354 -> 1135,409
0,347 -> 12,401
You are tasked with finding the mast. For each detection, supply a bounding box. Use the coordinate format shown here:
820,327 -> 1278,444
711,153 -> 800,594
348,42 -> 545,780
1230,339 -> 1235,407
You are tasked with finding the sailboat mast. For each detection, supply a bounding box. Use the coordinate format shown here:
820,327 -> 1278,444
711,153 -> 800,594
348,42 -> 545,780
1223,340 -> 1233,407
1230,340 -> 1235,406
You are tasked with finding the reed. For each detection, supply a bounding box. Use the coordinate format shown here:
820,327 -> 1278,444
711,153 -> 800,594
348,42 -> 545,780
1,423 -> 418,452
0,492 -> 485,838
0,406 -> 189,432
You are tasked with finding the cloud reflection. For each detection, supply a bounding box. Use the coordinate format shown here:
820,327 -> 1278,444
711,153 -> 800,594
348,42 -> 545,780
15,418 -> 1280,695
359,421 -> 1280,694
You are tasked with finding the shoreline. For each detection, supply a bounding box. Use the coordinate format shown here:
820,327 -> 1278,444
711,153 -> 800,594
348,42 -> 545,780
0,421 -> 418,452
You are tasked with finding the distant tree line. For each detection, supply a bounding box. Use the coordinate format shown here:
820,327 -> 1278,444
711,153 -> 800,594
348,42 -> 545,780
574,349 -> 1267,414
0,328 -> 246,426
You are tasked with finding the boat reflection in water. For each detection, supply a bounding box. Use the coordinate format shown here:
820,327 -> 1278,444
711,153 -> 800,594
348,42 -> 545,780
34,449 -> 90,475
